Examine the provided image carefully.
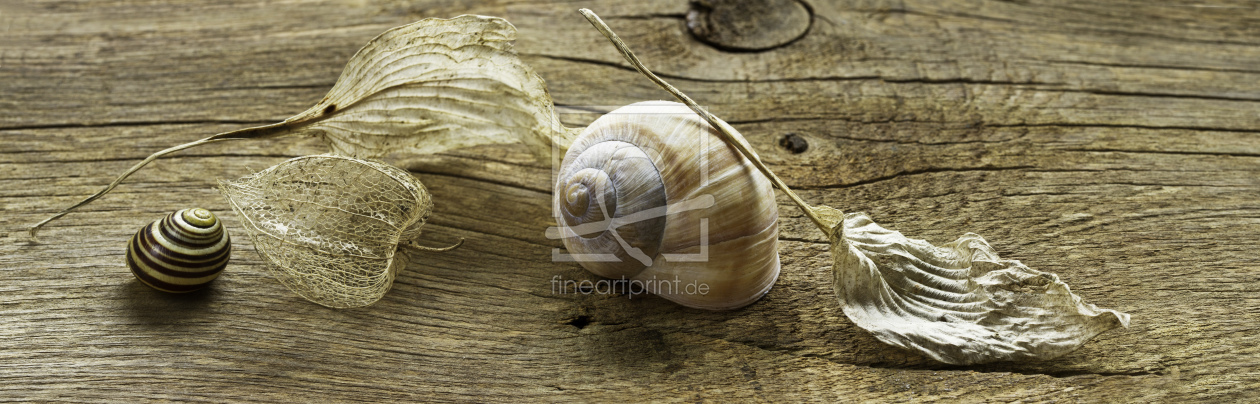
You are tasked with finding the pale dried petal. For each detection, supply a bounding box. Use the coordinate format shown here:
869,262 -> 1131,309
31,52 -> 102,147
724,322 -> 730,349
285,15 -> 572,159
219,155 -> 432,308
826,208 -> 1130,365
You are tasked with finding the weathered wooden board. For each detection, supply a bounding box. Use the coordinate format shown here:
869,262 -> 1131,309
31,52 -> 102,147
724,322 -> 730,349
2,0 -> 1258,401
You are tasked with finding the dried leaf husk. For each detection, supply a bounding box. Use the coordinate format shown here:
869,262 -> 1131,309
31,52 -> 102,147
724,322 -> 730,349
292,14 -> 574,159
818,206 -> 1131,365
219,155 -> 432,308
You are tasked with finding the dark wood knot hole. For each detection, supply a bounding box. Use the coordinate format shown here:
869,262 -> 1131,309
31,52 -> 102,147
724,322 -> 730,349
779,133 -> 809,154
687,0 -> 813,52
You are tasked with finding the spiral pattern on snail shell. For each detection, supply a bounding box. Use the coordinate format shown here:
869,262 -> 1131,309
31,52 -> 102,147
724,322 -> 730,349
126,208 -> 230,293
554,101 -> 780,310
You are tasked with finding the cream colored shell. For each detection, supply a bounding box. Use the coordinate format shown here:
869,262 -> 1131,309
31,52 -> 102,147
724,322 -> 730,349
554,101 -> 780,310
126,208 -> 230,293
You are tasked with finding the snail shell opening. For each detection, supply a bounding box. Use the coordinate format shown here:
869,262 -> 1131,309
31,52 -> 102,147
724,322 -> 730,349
126,208 -> 231,293
554,101 -> 780,310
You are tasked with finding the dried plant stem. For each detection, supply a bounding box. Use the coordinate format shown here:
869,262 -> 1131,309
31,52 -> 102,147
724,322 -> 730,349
405,238 -> 466,252
28,122 -> 294,240
579,9 -> 830,235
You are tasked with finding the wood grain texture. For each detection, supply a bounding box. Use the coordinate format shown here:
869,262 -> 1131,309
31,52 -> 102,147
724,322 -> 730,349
1,0 -> 1257,402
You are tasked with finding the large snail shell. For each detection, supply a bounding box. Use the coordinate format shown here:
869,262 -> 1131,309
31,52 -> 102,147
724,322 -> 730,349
554,101 -> 780,310
126,208 -> 230,293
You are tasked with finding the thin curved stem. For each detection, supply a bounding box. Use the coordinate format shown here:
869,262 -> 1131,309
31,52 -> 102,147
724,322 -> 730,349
579,9 -> 831,235
403,237 -> 465,252
28,122 -> 294,240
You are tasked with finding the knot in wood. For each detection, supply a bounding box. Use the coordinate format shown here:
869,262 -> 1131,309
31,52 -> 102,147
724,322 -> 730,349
686,0 -> 813,52
779,133 -> 809,154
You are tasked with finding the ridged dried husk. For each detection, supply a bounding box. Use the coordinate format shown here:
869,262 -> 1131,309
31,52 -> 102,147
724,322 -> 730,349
291,14 -> 574,160
219,154 -> 432,308
817,207 -> 1130,365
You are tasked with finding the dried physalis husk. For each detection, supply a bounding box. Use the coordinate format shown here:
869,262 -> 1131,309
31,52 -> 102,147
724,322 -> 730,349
219,154 -> 435,308
580,9 -> 1129,364
289,14 -> 575,159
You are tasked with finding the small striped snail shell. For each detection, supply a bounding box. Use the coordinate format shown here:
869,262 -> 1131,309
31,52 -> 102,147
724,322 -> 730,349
553,101 -> 780,310
126,208 -> 231,292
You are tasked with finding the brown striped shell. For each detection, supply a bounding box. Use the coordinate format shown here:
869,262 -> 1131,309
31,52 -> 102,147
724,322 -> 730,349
126,208 -> 230,293
553,101 -> 780,310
